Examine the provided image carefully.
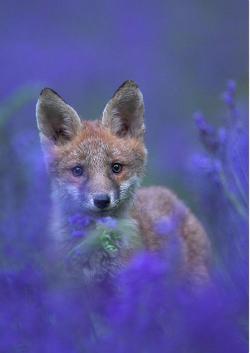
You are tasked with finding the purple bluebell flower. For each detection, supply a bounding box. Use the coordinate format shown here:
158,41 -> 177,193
194,112 -> 220,153
154,215 -> 178,235
194,112 -> 212,133
97,216 -> 118,229
68,213 -> 92,227
154,202 -> 187,236
222,80 -> 237,109
190,154 -> 223,186
71,229 -> 87,238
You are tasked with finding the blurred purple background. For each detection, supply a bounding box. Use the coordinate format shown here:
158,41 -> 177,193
0,2 -> 248,352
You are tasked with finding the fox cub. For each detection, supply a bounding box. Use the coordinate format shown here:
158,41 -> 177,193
36,80 -> 210,283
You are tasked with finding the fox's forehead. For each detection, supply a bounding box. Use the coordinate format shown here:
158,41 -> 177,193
54,121 -> 146,167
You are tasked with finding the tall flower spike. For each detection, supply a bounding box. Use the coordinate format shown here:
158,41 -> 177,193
194,112 -> 219,153
222,80 -> 237,120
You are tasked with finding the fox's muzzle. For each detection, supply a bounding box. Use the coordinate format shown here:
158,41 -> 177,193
93,193 -> 111,210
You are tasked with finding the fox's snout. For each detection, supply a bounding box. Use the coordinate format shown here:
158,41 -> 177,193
62,171 -> 140,215
93,193 -> 111,210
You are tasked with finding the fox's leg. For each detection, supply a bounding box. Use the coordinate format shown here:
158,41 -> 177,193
180,211 -> 211,284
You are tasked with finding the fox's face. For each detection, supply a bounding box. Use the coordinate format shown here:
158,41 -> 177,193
36,81 -> 147,216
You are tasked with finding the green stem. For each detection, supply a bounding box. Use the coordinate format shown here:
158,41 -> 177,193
219,169 -> 248,220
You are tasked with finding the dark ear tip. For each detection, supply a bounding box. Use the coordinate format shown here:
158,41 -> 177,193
40,87 -> 56,96
113,80 -> 139,97
121,80 -> 139,89
39,87 -> 65,101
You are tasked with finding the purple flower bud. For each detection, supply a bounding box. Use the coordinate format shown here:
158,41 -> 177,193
222,92 -> 234,107
191,154 -> 214,174
71,230 -> 86,238
227,80 -> 237,95
154,203 -> 187,241
68,213 -> 92,227
194,112 -> 211,133
194,112 -> 219,153
98,217 -> 118,229
154,216 -> 178,236
222,80 -> 236,109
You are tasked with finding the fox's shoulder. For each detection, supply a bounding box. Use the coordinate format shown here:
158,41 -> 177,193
130,186 -> 211,282
133,186 -> 182,217
130,186 -> 187,245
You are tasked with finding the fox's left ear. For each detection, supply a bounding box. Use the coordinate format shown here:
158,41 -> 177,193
101,80 -> 145,140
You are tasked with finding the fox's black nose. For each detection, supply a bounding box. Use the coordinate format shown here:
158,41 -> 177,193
93,194 -> 111,209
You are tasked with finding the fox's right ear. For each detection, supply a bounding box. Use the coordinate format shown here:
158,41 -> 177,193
36,88 -> 81,145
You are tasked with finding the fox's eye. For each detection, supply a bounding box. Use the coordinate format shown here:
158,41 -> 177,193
112,163 -> 122,174
71,165 -> 83,177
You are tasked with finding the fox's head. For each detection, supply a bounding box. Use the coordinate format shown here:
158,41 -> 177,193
36,80 -> 147,217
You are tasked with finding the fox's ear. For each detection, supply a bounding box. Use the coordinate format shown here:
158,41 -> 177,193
101,80 -> 145,140
36,88 -> 81,145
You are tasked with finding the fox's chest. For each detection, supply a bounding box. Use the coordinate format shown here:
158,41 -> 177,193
50,213 -> 141,283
